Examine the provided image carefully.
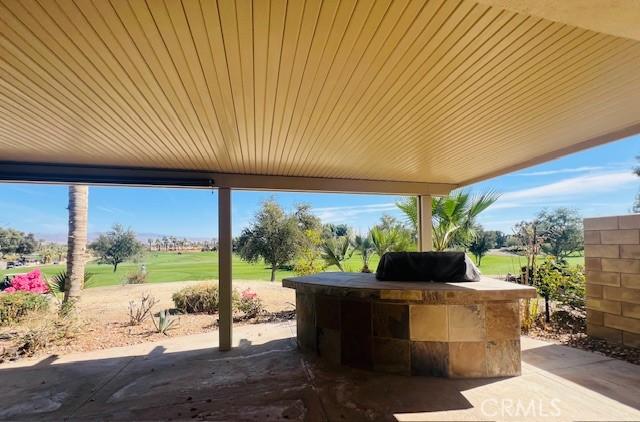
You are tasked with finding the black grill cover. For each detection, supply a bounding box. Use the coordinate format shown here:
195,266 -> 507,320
375,252 -> 481,282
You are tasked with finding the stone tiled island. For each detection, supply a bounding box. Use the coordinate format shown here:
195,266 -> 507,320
283,272 -> 536,378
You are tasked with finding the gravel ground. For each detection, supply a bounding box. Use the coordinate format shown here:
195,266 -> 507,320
1,280 -> 295,360
525,309 -> 640,366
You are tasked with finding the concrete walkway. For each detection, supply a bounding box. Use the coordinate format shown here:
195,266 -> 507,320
0,322 -> 638,421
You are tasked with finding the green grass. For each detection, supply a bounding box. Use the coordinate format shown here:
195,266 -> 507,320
1,251 -> 585,287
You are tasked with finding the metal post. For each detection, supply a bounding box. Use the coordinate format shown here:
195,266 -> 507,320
218,188 -> 232,351
417,195 -> 433,251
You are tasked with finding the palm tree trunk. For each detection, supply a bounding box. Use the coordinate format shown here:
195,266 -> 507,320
65,185 -> 89,302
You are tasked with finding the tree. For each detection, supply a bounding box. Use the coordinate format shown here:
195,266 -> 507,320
320,235 -> 354,271
65,185 -> 89,302
90,224 -> 143,272
513,220 -> 545,283
294,228 -> 325,276
323,223 -> 349,238
369,226 -> 412,257
237,200 -> 300,282
396,191 -> 499,251
352,234 -> 374,272
0,227 -> 38,257
432,191 -> 499,251
468,228 -> 494,266
536,208 -> 583,259
491,231 -> 508,248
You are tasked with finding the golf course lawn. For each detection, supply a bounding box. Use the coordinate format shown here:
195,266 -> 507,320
1,251 -> 584,288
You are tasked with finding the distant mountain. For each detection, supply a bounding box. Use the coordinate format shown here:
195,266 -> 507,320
35,232 -> 217,244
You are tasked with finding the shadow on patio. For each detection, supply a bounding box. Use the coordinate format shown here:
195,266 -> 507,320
0,322 -> 638,421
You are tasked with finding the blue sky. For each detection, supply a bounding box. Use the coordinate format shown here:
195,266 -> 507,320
1,134 -> 638,242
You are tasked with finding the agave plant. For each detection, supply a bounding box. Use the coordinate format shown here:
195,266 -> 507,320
152,309 -> 178,335
352,235 -> 374,272
320,236 -> 354,272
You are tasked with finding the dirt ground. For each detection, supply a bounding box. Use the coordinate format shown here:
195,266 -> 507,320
1,280 -> 295,359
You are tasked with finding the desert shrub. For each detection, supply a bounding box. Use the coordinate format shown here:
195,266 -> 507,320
3,269 -> 49,294
173,284 -> 219,314
0,292 -> 49,326
534,257 -> 586,322
14,315 -> 79,356
124,270 -> 147,285
520,298 -> 540,332
128,293 -> 157,326
235,288 -> 264,318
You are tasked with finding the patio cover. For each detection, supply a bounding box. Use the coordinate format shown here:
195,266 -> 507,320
1,0 -> 639,191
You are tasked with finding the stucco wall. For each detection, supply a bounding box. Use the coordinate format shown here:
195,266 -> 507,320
584,215 -> 640,348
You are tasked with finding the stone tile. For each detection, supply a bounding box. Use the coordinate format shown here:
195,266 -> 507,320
623,331 -> 640,348
585,258 -> 601,271
315,295 -> 340,330
604,314 -> 640,335
584,216 -> 618,231
600,230 -> 640,245
603,286 -> 640,305
340,299 -> 372,369
622,303 -> 640,319
585,244 -> 619,258
620,245 -> 640,259
586,271 -> 620,286
601,258 -> 640,274
411,341 -> 449,377
410,305 -> 448,341
588,324 -> 623,343
448,304 -> 485,342
448,342 -> 486,378
380,289 -> 422,301
587,284 -> 603,298
372,337 -> 410,374
586,298 -> 621,314
296,291 -> 316,352
372,302 -> 409,339
486,339 -> 521,377
619,214 -> 640,229
317,328 -> 341,365
622,274 -> 640,289
485,301 -> 519,341
584,230 -> 601,245
587,309 -> 604,326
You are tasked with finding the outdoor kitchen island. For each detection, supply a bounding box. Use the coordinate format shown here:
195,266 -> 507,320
283,272 -> 536,378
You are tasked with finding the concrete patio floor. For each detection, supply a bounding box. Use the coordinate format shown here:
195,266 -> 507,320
0,322 -> 638,421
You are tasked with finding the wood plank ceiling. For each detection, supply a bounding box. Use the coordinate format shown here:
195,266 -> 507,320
1,0 -> 639,186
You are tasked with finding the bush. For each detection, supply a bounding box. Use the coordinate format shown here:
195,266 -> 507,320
128,293 -> 157,326
235,288 -> 263,318
0,292 -> 49,326
172,284 -> 219,314
3,269 -> 49,294
124,270 -> 147,284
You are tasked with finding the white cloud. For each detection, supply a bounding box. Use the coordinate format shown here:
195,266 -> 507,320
491,171 -> 637,210
314,202 -> 399,224
516,166 -> 604,176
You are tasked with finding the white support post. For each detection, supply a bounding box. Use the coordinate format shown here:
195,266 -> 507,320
417,195 -> 433,252
218,188 -> 232,351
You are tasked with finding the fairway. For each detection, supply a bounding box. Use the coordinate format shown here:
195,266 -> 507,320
1,251 -> 584,287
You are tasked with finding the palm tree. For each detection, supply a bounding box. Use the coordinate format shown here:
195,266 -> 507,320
396,190 -> 499,251
352,234 -> 374,272
65,185 -> 89,302
321,236 -> 354,271
369,226 -> 412,257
